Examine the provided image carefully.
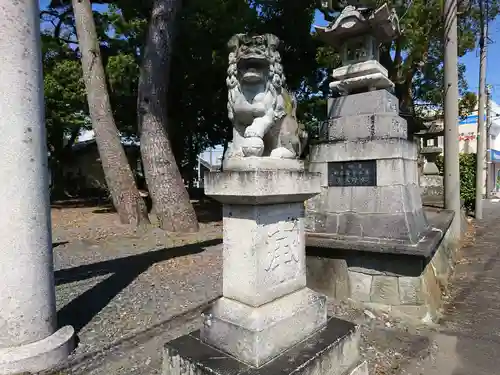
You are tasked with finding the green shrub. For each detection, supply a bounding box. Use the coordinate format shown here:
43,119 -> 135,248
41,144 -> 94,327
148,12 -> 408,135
433,153 -> 476,212
459,153 -> 476,212
435,154 -> 444,175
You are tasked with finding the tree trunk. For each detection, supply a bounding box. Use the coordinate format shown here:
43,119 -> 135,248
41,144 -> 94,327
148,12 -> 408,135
72,0 -> 150,226
137,0 -> 199,232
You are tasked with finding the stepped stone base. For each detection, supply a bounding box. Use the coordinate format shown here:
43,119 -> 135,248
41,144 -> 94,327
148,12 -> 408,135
163,318 -> 368,375
0,326 -> 74,374
306,208 -> 457,322
200,288 -> 326,367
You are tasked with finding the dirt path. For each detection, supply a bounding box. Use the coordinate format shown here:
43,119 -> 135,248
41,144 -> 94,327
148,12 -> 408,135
45,203 -> 460,375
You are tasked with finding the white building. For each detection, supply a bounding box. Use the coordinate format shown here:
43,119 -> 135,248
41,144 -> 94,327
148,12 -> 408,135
430,99 -> 500,195
194,145 -> 224,188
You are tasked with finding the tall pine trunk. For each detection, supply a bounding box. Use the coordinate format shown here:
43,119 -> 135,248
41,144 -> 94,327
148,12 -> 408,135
72,0 -> 150,226
137,0 -> 199,232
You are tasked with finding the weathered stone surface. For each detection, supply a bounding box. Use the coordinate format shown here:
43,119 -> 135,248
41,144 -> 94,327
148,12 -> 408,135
407,184 -> 425,213
422,264 -> 441,316
322,185 -> 413,215
330,72 -> 394,96
316,3 -> 400,45
307,162 -> 328,186
306,255 -> 350,300
375,159 -> 419,186
222,203 -> 307,307
431,245 -> 450,281
350,187 -> 378,213
331,60 -> 388,80
370,276 -> 400,305
338,213 -> 364,237
224,157 -> 305,172
361,302 -> 392,314
349,271 -> 372,302
374,185 -> 407,213
336,210 -> 427,242
307,208 -> 453,257
0,326 -> 75,374
0,1 -> 75,372
347,253 -> 424,277
423,160 -> 440,175
326,113 -> 408,141
224,33 -> 306,161
205,169 -> 320,205
324,187 -> 354,213
305,210 -> 456,321
200,288 -> 327,367
398,277 -> 423,305
309,138 -> 418,163
391,304 -> 428,319
305,187 -> 325,214
421,175 -> 443,189
304,211 -> 332,233
164,317 -> 363,375
404,159 -> 419,185
307,209 -> 430,244
327,89 -> 399,119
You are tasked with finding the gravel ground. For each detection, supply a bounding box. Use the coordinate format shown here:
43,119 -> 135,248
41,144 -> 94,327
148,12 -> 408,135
41,203 -> 473,375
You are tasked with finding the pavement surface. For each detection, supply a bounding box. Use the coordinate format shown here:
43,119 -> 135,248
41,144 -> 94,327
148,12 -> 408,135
400,200 -> 500,375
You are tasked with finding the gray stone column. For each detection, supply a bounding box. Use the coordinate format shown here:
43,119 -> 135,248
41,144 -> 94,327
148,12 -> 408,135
0,1 -> 74,373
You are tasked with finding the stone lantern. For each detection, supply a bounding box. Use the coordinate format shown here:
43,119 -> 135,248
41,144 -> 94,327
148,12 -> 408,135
415,121 -> 445,204
305,1 -> 459,325
315,3 -> 399,94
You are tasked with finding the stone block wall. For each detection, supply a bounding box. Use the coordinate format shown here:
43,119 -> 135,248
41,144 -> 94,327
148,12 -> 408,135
306,226 -> 458,321
307,90 -> 429,245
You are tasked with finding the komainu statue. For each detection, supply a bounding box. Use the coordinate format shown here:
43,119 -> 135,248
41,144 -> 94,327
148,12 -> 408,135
225,33 -> 308,162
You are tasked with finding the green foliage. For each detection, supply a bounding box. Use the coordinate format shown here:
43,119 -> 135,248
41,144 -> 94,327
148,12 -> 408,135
459,91 -> 478,119
434,153 -> 476,213
459,153 -> 477,213
42,0 -> 499,189
105,53 -> 140,135
435,154 -> 444,175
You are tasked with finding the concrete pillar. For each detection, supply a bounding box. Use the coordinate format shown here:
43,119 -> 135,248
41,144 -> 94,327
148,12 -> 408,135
0,1 -> 74,373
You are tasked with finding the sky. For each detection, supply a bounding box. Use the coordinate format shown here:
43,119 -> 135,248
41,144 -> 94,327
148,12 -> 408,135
38,0 -> 500,104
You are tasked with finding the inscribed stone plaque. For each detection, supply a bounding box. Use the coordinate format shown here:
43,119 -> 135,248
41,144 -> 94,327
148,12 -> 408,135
327,160 -> 377,186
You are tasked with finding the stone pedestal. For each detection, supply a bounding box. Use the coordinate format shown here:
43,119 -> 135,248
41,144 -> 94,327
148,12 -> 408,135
420,146 -> 444,205
307,90 -> 429,245
0,1 -> 74,374
163,162 -> 368,374
305,90 -> 454,322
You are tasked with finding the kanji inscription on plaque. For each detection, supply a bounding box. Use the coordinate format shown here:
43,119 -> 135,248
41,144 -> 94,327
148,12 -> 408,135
265,218 -> 300,273
327,160 -> 377,186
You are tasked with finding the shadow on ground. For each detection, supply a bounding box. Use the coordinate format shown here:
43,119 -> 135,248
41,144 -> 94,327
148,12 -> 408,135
192,199 -> 222,223
88,198 -> 222,224
56,238 -> 221,333
51,197 -> 111,209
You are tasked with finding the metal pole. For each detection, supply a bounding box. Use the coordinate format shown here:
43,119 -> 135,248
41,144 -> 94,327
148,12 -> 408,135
443,0 -> 461,235
475,0 -> 488,219
486,86 -> 493,197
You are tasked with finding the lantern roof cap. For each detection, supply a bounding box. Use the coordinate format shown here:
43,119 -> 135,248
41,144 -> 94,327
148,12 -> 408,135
315,4 -> 400,47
